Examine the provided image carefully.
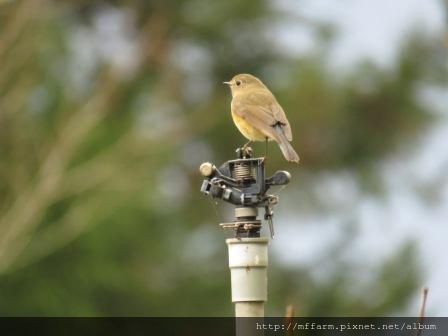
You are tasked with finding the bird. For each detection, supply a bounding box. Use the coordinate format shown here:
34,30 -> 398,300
223,73 -> 300,163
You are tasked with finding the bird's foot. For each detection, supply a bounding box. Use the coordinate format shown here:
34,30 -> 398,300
237,145 -> 253,158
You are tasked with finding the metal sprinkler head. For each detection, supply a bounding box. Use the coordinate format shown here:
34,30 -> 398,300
199,146 -> 291,238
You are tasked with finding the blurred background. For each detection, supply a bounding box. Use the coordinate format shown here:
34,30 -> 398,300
0,0 -> 447,316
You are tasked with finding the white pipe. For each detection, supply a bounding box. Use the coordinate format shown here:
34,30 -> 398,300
226,237 -> 269,317
235,302 -> 264,317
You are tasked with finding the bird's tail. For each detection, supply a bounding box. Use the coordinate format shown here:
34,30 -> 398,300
274,125 -> 300,163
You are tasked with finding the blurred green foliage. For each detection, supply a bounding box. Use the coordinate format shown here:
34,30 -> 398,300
0,0 -> 445,316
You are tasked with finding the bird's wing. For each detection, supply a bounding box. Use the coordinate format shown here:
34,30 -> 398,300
232,91 -> 293,141
270,101 -> 292,141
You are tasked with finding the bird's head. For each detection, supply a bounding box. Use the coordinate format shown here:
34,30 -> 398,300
223,73 -> 266,96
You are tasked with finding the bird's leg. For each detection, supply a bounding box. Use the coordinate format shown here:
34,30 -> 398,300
261,138 -> 268,164
242,140 -> 252,150
265,138 -> 268,157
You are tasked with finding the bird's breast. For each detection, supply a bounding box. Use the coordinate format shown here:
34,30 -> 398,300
231,110 -> 267,141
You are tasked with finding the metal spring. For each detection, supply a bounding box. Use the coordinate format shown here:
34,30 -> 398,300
233,163 -> 255,181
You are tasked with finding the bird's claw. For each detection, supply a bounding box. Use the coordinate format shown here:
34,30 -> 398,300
237,145 -> 253,159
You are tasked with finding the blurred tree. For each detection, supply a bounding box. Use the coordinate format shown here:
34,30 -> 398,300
0,0 -> 445,316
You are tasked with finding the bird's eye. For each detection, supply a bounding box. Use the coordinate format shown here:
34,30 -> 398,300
236,80 -> 242,86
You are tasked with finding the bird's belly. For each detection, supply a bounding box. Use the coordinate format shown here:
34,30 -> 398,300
231,112 -> 267,141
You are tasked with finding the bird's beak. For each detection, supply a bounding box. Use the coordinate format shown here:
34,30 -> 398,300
223,81 -> 232,85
